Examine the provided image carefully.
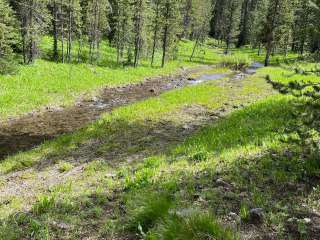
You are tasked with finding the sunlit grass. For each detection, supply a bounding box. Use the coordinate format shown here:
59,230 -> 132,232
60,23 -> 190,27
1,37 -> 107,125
176,95 -> 294,157
1,38 -> 296,120
0,39 -> 219,119
258,65 -> 320,85
1,44 -> 316,239
0,68 -> 232,174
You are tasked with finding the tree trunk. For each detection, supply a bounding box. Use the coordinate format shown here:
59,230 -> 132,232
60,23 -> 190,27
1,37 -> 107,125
21,16 -> 27,64
161,25 -> 168,68
53,1 -> 59,62
161,1 -> 170,68
67,0 -> 72,63
237,0 -> 250,48
265,42 -> 272,66
151,2 -> 160,67
190,36 -> 199,61
134,0 -> 143,68
258,43 -> 262,56
28,1 -> 35,63
60,0 -> 65,63
77,38 -> 82,63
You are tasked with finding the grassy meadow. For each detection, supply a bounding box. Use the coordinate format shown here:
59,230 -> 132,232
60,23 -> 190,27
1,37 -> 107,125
0,38 -> 221,120
0,36 -> 285,120
1,38 -> 320,239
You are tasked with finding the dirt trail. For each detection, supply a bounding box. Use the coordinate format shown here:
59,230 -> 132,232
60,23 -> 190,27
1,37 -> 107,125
0,66 -> 215,160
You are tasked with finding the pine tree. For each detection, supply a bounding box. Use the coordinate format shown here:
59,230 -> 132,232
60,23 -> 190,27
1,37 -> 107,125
263,0 -> 292,66
309,0 -> 320,54
249,0 -> 268,54
15,0 -> 50,64
49,0 -> 81,63
150,0 -> 162,66
160,0 -> 182,67
0,0 -> 18,73
189,0 -> 212,60
293,0 -> 310,54
66,0 -> 82,62
132,0 -> 149,67
85,0 -> 110,63
182,0 -> 192,38
112,0 -> 133,64
223,0 -> 241,54
210,0 -> 227,41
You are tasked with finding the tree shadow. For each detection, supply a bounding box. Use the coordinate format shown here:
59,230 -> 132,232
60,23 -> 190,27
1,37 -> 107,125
179,96 -> 295,155
216,147 -> 320,239
0,72 -> 193,162
2,96 -> 320,239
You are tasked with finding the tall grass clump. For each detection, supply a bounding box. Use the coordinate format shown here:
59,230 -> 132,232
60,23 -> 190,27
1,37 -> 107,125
220,54 -> 252,70
126,192 -> 173,234
147,211 -> 237,240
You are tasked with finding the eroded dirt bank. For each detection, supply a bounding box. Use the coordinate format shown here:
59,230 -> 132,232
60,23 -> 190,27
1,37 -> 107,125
0,66 -> 214,160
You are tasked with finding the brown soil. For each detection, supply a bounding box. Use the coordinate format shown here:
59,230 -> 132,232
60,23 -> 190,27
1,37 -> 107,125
0,66 -> 213,160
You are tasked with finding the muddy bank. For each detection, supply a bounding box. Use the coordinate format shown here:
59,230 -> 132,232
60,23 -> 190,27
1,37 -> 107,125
0,66 -> 218,160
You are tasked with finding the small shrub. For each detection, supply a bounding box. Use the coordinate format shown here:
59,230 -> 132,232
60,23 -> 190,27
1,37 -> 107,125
239,203 -> 250,222
188,150 -> 209,162
87,206 -> 104,218
0,57 -> 17,75
57,197 -> 79,213
125,167 -> 156,190
84,160 -> 108,174
220,54 -> 252,70
33,194 -> 56,215
58,162 -> 73,173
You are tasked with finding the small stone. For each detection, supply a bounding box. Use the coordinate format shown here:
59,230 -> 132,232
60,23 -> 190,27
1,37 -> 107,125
216,178 -> 232,188
182,124 -> 191,130
92,96 -> 99,102
52,221 -> 70,230
239,192 -> 248,198
285,182 -> 297,191
228,212 -> 240,221
287,217 -> 298,223
249,208 -> 264,224
303,218 -> 312,224
284,149 -> 293,159
105,173 -> 116,178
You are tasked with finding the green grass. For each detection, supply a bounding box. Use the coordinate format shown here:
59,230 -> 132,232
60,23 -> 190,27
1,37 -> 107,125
0,60 -> 191,120
0,37 -> 290,120
147,211 -> 237,240
0,66 -> 270,175
1,79 -> 317,239
230,47 -> 299,65
0,39 -> 221,119
176,95 -> 294,156
258,64 -> 320,85
0,67 -> 277,239
2,45 -> 319,239
57,161 -> 74,173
